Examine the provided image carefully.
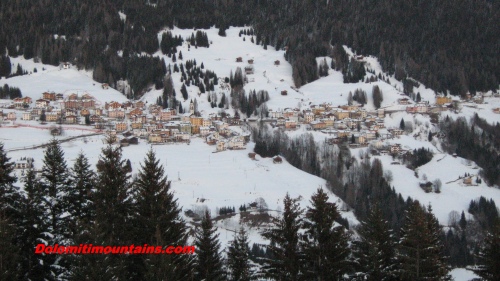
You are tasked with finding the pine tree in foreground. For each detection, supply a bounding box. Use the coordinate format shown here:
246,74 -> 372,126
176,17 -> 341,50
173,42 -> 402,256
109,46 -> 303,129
0,214 -> 20,280
68,152 -> 95,239
0,142 -> 19,218
17,169 -> 50,280
227,227 -> 254,281
352,205 -> 398,281
0,143 -> 21,279
302,188 -> 351,281
91,141 -> 134,280
134,149 -> 193,280
40,139 -> 71,240
398,202 -> 451,280
40,139 -> 73,279
194,210 -> 225,281
261,193 -> 304,280
472,221 -> 500,280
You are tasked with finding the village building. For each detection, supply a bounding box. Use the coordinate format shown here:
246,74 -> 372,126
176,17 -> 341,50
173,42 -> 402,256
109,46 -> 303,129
15,158 -> 34,169
65,115 -> 77,124
334,121 -> 348,130
463,177 -> 473,185
269,109 -> 283,119
200,126 -> 210,136
390,144 -> 401,154
22,111 -> 32,121
284,120 -> 297,129
377,108 -> 385,118
81,98 -> 95,109
273,156 -> 283,164
46,112 -> 59,122
228,136 -> 245,150
320,118 -> 334,128
436,96 -> 452,105
35,99 -> 50,108
79,109 -> 90,117
128,108 -> 143,116
130,122 -> 143,129
333,110 -> 350,120
148,133 -> 162,143
42,92 -> 56,101
179,122 -> 192,134
304,111 -> 314,123
13,97 -> 32,108
89,115 -> 101,124
108,109 -> 125,119
6,112 -> 17,121
276,117 -> 286,127
159,108 -> 175,121
311,120 -> 326,130
60,62 -> 71,69
398,98 -> 410,105
216,140 -> 227,152
244,65 -> 254,75
106,101 -> 122,110
115,122 -> 128,132
134,101 -> 145,109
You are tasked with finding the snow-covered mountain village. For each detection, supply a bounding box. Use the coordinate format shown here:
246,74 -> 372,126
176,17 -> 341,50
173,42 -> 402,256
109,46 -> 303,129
1,7 -> 499,280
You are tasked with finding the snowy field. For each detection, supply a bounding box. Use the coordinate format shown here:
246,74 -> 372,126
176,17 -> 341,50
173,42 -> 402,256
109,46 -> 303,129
2,127 -> 358,247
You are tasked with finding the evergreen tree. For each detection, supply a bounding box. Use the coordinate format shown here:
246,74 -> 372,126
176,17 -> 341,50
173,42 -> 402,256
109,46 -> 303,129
302,188 -> 351,280
261,193 -> 304,280
227,227 -> 254,281
134,149 -> 193,280
91,140 -> 134,280
40,139 -> 72,277
194,211 -> 225,281
398,202 -> 451,280
0,55 -> 11,77
352,205 -> 398,281
459,211 -> 467,230
17,169 -> 49,280
181,83 -> 188,100
400,118 -> 406,130
218,26 -> 227,37
68,152 -> 95,240
40,109 -> 46,122
0,214 -> 20,280
0,143 -> 19,218
347,91 -> 353,105
372,85 -> 383,109
472,221 -> 500,280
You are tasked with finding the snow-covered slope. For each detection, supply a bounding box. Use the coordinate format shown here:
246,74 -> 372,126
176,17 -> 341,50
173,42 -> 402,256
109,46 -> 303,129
1,25 -> 499,233
1,61 -> 128,104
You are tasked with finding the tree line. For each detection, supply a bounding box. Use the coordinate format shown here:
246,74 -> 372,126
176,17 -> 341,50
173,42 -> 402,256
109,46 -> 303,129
0,84 -> 22,99
440,114 -> 500,187
3,0 -> 497,100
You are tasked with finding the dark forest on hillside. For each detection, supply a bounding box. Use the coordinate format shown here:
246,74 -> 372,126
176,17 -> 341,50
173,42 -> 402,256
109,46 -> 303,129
0,0 -> 498,97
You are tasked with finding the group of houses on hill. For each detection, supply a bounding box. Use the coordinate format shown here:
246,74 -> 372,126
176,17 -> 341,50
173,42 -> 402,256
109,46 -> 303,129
5,90 -> 250,152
